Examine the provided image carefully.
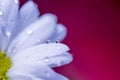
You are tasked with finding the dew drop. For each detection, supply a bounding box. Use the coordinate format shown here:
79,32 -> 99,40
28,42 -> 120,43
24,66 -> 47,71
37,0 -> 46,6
44,57 -> 50,62
45,71 -> 50,77
0,2 -> 4,6
12,49 -> 16,53
46,40 -> 50,44
14,0 -> 19,4
0,9 -> 3,16
56,40 -> 60,43
58,60 -> 65,66
6,31 -> 11,37
27,29 -> 33,35
57,46 -> 61,50
1,23 -> 11,37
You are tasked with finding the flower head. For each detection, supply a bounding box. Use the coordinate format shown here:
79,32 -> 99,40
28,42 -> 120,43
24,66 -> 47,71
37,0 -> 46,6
0,0 -> 73,80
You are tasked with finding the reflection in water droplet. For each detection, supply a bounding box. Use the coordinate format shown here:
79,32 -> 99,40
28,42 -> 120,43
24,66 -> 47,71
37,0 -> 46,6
1,23 -> 11,37
27,29 -> 33,35
12,49 -> 16,53
6,31 -> 11,37
56,40 -> 60,43
46,40 -> 50,44
0,9 -> 3,16
14,0 -> 19,4
57,46 -> 61,50
45,71 -> 50,77
58,60 -> 65,66
44,57 -> 50,62
0,2 -> 4,6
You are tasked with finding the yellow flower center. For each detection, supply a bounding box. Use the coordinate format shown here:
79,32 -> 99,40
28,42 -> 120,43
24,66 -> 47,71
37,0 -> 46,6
0,51 -> 11,80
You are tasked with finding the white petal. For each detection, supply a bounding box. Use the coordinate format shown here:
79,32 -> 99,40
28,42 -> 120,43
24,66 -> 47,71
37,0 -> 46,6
8,63 -> 68,80
11,43 -> 69,60
55,73 -> 69,80
7,14 -> 57,55
0,0 -> 19,51
7,73 -> 34,80
12,43 -> 72,67
50,24 -> 67,42
19,0 -> 39,27
12,0 -> 40,39
0,0 -> 19,20
8,73 -> 45,80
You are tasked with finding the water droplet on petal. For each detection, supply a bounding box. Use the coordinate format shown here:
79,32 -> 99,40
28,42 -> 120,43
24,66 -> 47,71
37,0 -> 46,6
12,49 -> 16,53
45,71 -> 50,77
46,40 -> 50,44
0,9 -> 3,16
27,29 -> 33,35
6,31 -> 11,37
58,60 -> 65,66
0,2 -> 4,6
44,57 -> 50,62
56,40 -> 60,43
14,0 -> 19,4
1,23 -> 11,37
57,46 -> 61,50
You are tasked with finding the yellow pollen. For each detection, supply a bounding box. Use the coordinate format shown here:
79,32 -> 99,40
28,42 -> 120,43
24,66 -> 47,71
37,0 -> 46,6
0,51 -> 11,80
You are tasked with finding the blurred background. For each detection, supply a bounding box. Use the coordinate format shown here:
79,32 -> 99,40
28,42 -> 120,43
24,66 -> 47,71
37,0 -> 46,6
21,0 -> 120,80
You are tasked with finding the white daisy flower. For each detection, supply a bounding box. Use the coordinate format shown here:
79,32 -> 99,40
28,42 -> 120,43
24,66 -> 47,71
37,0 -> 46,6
0,0 -> 73,80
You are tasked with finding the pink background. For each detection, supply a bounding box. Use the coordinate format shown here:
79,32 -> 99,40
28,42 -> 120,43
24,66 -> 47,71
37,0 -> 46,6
21,0 -> 120,80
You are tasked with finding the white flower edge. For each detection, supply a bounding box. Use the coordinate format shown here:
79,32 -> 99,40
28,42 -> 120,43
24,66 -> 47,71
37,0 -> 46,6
7,64 -> 69,80
11,43 -> 73,67
12,0 -> 40,39
0,0 -> 72,80
7,13 -> 57,56
0,0 -> 19,51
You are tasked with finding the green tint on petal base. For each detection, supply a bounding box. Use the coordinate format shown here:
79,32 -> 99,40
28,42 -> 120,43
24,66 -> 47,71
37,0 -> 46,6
0,51 -> 11,80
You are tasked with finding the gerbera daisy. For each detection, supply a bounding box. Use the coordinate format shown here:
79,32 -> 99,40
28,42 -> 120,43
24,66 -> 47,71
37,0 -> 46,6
0,0 -> 73,80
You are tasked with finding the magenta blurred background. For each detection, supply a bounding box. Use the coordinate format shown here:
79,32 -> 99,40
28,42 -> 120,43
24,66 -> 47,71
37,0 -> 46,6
21,0 -> 120,80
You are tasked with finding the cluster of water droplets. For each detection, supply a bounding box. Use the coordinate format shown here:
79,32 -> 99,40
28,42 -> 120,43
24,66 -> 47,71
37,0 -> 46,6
0,0 -> 19,51
38,41 -> 70,79
9,28 -> 38,54
9,24 -> 61,55
0,0 -> 72,79
0,0 -> 19,37
9,39 -> 71,79
39,40 -> 71,67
